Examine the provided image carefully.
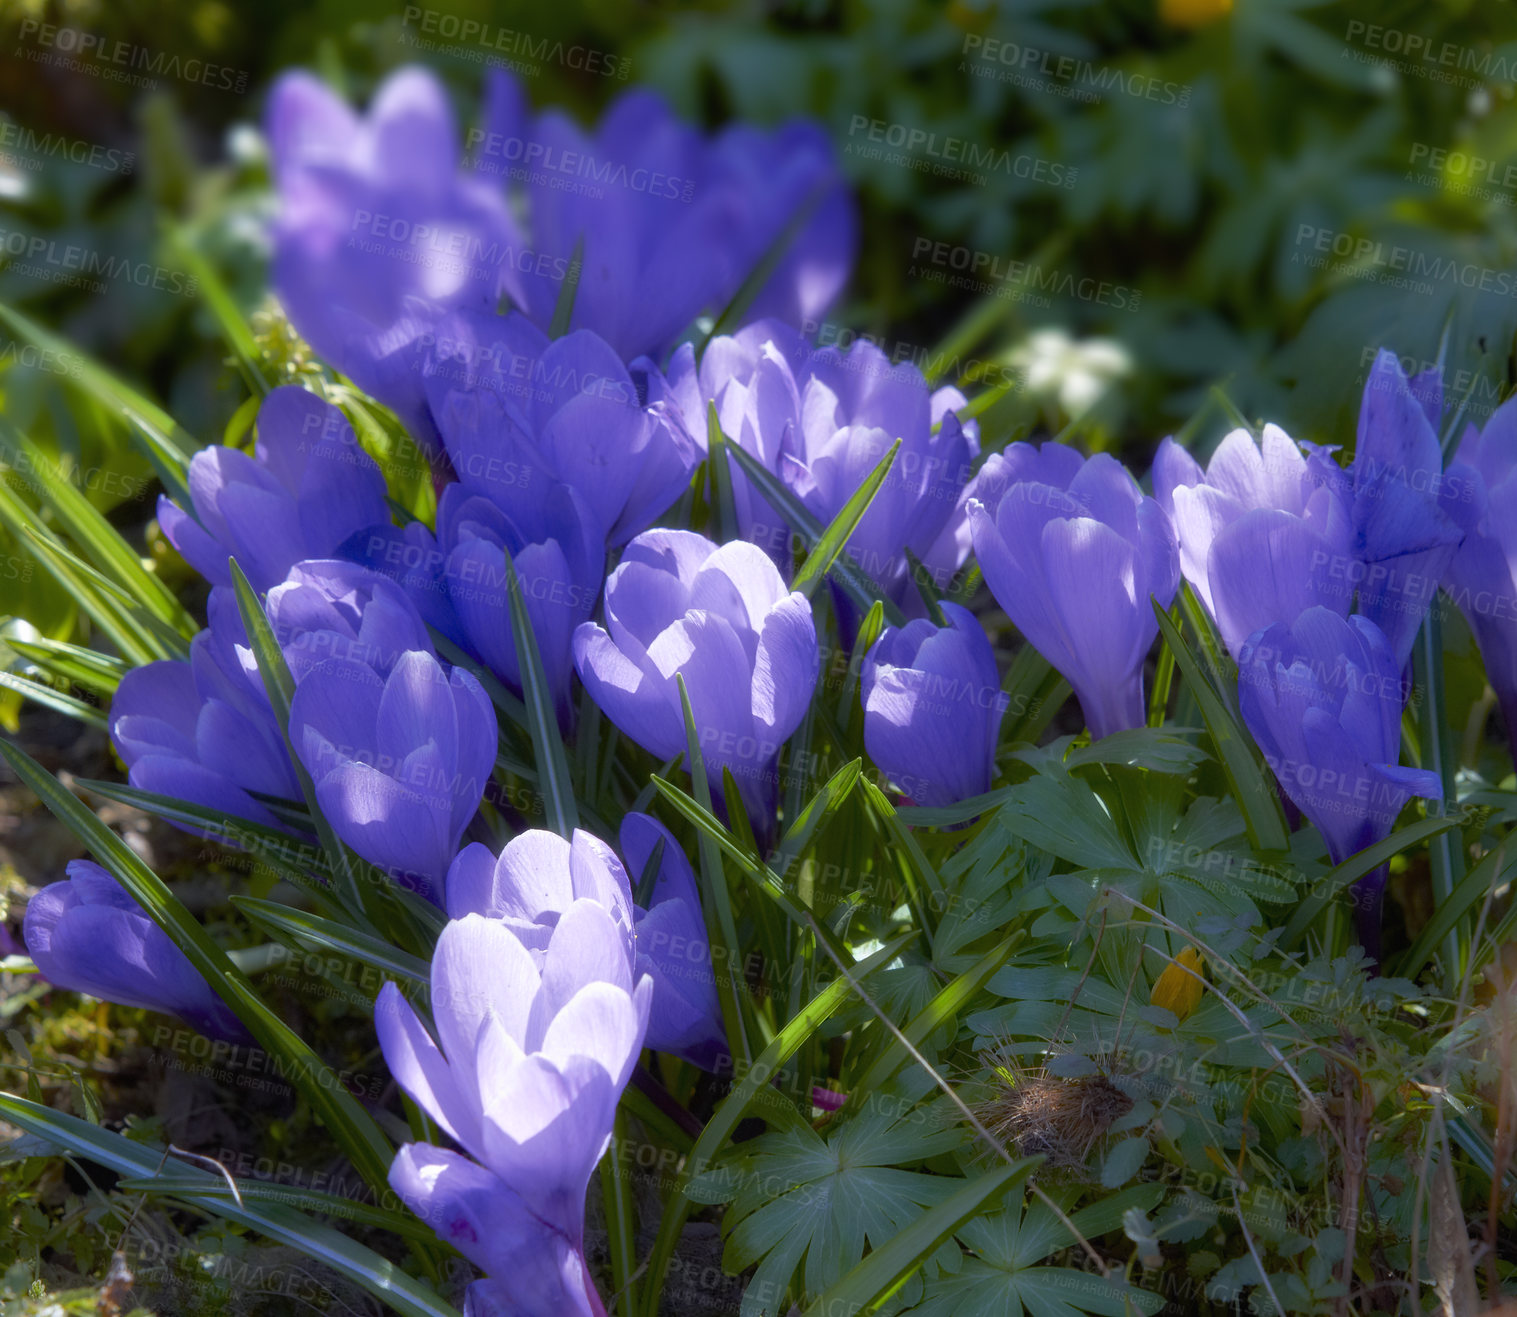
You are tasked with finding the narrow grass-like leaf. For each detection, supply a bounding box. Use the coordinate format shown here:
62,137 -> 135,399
0,422 -> 193,632
0,671 -> 107,728
1284,814 -> 1461,950
1413,608 -> 1465,976
790,439 -> 900,601
230,560 -> 375,927
852,929 -> 1024,1097
0,1095 -> 452,1316
802,1157 -> 1040,1317
502,553 -> 579,836
639,932 -> 916,1317
773,759 -> 863,877
168,231 -> 270,396
549,233 -> 586,338
676,675 -> 751,1066
232,897 -> 432,988
703,183 -> 824,345
600,1108 -> 638,1317
0,301 -> 196,497
6,636 -> 127,696
77,778 -> 332,902
115,1171 -> 436,1243
705,401 -> 738,545
1393,840 -> 1517,981
1152,596 -> 1288,851
724,440 -> 906,625
0,743 -> 396,1195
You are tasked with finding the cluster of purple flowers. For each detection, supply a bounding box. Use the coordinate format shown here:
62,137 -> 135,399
21,62 -> 1517,1315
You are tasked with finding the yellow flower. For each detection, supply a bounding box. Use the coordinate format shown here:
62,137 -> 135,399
1160,0 -> 1233,28
1151,946 -> 1206,1022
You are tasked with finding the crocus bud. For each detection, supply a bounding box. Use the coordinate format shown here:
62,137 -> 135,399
573,529 -> 818,832
24,861 -> 248,1041
158,387 -> 390,592
968,443 -> 1179,740
862,601 -> 1008,808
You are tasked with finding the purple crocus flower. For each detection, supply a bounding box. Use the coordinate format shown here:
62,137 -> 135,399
445,824 -> 724,1068
572,530 -> 819,829
424,309 -> 701,546
1344,350 -> 1465,667
666,321 -> 977,615
266,559 -> 434,684
24,861 -> 249,1041
434,482 -> 604,726
111,589 -> 299,831
390,1145 -> 605,1317
267,69 -> 522,455
621,813 -> 726,1071
1151,425 -> 1354,653
157,387 -> 391,593
288,651 -> 496,898
1237,608 -> 1440,956
1441,397 -> 1517,739
376,907 -> 652,1315
862,602 -> 1008,808
477,71 -> 853,361
968,443 -> 1179,740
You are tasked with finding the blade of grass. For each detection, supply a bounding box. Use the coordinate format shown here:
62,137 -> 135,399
502,554 -> 579,837
702,183 -> 825,346
789,439 -> 901,601
232,896 -> 431,988
548,234 -> 586,338
168,229 -> 270,397
0,422 -> 193,632
7,636 -> 127,696
0,671 -> 107,729
705,401 -> 738,545
1152,595 -> 1288,851
676,675 -> 752,1066
1414,607 -> 1465,978
723,440 -> 906,625
0,744 -> 396,1196
0,1094 -> 452,1317
1393,840 -> 1517,981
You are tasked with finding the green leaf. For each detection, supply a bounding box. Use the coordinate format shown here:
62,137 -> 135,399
853,929 -> 1024,1097
0,421 -> 194,633
703,182 -> 825,345
549,233 -> 586,338
0,300 -> 195,504
0,741 -> 396,1196
0,670 -> 108,729
706,401 -> 739,545
675,674 -> 752,1066
1152,594 -> 1288,851
723,440 -> 906,625
1286,814 -> 1460,950
639,932 -> 916,1317
168,229 -> 270,396
0,1094 -> 455,1317
1100,1136 -> 1150,1188
1393,837 -> 1517,981
6,635 -> 127,696
503,553 -> 579,837
790,439 -> 901,601
802,1157 -> 1040,1317
232,897 -> 431,988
